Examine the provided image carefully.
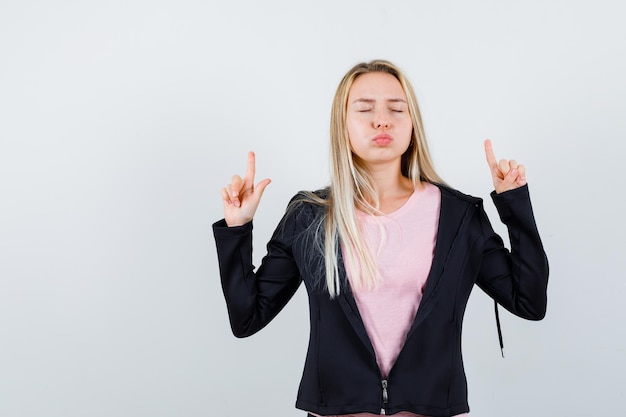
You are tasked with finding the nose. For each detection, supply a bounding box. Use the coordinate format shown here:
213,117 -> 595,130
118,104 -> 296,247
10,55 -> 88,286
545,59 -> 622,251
375,119 -> 390,129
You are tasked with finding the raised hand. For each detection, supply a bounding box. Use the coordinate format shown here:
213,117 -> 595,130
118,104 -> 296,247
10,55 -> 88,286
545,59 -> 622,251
484,139 -> 527,194
220,152 -> 271,227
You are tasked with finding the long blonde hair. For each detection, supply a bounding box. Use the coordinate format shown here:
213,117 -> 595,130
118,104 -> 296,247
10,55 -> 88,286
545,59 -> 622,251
298,60 -> 444,298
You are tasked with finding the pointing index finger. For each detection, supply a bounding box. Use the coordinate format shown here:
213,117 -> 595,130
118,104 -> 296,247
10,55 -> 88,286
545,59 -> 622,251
484,139 -> 498,169
245,151 -> 256,182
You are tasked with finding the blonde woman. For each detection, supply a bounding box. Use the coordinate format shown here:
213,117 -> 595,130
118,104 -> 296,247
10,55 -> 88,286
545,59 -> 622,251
213,60 -> 548,417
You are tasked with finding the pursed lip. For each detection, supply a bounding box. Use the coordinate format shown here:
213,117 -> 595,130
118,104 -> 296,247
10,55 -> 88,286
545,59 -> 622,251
372,133 -> 393,145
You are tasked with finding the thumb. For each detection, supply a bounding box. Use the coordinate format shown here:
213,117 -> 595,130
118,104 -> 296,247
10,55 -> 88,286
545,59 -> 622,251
254,178 -> 272,198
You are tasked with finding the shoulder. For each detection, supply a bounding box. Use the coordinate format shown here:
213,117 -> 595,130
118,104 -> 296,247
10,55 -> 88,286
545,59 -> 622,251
288,187 -> 330,208
428,181 -> 483,206
281,187 -> 330,224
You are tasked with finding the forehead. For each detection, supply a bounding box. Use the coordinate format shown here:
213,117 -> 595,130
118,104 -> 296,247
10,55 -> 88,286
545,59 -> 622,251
348,72 -> 406,100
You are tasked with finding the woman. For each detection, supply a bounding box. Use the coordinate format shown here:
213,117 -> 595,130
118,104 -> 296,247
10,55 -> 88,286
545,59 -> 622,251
213,60 -> 548,416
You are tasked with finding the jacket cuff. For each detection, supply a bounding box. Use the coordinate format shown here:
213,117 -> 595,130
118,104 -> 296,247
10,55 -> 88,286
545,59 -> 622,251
490,184 -> 531,224
212,219 -> 253,238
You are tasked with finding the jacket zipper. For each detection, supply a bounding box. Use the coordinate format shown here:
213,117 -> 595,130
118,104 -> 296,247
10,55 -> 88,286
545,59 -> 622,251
380,379 -> 388,414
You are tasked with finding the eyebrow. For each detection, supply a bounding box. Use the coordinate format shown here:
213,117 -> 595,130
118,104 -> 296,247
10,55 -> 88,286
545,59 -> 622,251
351,98 -> 408,104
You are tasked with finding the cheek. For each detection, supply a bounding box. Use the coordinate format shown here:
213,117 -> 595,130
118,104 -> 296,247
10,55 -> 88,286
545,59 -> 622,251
345,119 -> 356,149
395,117 -> 412,136
403,117 -> 414,133
346,117 -> 362,141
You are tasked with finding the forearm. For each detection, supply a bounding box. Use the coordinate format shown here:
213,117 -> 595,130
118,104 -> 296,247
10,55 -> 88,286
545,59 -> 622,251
479,185 -> 549,320
213,215 -> 302,337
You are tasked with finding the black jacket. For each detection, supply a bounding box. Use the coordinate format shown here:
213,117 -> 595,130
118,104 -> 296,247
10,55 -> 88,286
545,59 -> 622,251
212,184 -> 548,416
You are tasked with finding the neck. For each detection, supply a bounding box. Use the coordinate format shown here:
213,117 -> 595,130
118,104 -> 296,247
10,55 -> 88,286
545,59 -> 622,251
361,161 -> 421,213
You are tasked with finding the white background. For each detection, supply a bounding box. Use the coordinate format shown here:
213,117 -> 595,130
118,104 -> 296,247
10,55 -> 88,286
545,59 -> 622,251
1,1 -> 625,416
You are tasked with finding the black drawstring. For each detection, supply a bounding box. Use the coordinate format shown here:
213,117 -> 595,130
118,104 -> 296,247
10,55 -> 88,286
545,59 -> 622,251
494,300 -> 505,358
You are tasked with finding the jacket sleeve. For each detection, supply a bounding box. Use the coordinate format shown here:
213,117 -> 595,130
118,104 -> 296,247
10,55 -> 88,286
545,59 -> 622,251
475,184 -> 549,320
212,201 -> 303,337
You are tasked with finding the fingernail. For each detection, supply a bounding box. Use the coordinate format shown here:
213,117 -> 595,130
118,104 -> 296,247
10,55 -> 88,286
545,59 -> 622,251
232,191 -> 238,197
234,200 -> 240,207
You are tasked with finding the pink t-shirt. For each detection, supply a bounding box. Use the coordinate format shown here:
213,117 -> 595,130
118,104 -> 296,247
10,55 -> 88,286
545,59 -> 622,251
310,183 -> 466,417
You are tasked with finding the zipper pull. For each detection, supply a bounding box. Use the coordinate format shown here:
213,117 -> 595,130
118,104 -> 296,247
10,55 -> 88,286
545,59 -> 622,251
380,379 -> 388,414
